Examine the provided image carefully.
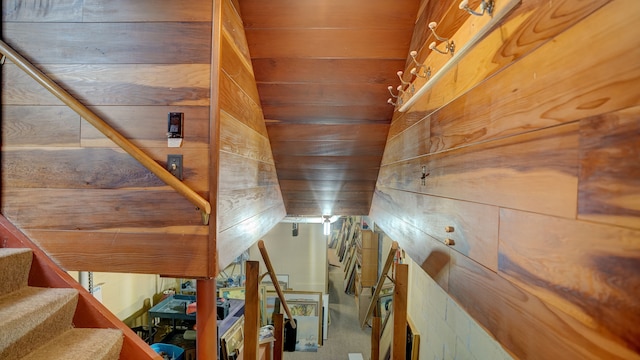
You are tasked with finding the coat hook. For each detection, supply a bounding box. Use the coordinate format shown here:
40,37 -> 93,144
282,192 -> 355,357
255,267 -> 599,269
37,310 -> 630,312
387,85 -> 400,99
421,166 -> 430,186
387,97 -> 402,107
428,22 -> 455,56
459,0 -> 494,16
396,85 -> 406,98
428,22 -> 448,43
409,51 -> 430,78
397,71 -> 415,94
411,65 -> 431,79
429,40 -> 455,56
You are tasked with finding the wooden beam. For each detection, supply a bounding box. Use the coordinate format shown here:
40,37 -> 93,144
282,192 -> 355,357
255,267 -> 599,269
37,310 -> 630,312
273,313 -> 284,360
371,316 -> 381,360
196,279 -> 217,360
244,261 -> 261,360
27,229 -> 208,277
392,264 -> 408,360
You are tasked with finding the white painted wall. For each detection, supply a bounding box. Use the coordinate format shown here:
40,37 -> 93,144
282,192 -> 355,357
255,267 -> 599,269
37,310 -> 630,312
249,222 -> 328,293
405,256 -> 514,360
374,232 -> 512,360
68,222 -> 328,321
93,272 -> 162,319
70,271 -> 180,320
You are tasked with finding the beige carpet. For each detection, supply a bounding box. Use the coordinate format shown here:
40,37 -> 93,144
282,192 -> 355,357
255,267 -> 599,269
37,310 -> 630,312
0,248 -> 123,359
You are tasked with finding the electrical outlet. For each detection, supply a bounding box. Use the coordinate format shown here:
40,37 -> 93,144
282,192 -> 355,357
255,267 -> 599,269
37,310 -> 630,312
167,154 -> 183,180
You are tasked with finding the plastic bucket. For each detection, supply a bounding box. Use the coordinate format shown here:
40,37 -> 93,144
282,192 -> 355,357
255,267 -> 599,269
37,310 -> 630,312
150,343 -> 185,360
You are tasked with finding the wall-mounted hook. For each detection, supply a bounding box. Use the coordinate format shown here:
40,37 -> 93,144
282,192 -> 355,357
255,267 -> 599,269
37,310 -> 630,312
387,97 -> 402,107
444,238 -> 455,246
387,85 -> 400,99
411,65 -> 431,79
428,22 -> 455,56
429,40 -> 455,56
421,166 -> 430,186
428,22 -> 448,42
409,51 -> 430,79
396,85 -> 406,98
459,0 -> 494,16
397,71 -> 415,94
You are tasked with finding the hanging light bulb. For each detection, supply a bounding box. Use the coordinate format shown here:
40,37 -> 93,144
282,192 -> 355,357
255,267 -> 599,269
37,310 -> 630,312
323,216 -> 331,236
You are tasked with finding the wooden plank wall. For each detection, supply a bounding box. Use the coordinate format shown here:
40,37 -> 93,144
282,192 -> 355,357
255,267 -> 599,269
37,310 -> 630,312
1,0 -> 214,277
212,0 -> 286,270
1,0 -> 285,276
370,0 -> 640,359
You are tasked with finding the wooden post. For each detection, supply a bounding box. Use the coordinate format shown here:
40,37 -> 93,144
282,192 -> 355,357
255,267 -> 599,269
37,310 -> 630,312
392,264 -> 408,360
196,279 -> 217,360
244,261 -> 261,360
273,313 -> 284,360
261,342 -> 271,360
371,316 -> 381,360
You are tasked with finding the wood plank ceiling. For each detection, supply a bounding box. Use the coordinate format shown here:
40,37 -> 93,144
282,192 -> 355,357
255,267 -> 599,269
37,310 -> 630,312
239,0 -> 421,216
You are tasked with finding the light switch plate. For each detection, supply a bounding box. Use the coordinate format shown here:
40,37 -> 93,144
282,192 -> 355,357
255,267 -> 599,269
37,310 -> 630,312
167,154 -> 183,180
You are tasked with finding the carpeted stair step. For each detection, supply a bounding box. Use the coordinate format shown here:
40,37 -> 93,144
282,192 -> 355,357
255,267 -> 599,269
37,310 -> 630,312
21,328 -> 123,360
0,286 -> 78,359
0,248 -> 32,296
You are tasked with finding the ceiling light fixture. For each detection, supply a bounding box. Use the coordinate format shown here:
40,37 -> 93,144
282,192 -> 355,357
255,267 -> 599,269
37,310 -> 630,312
323,216 -> 331,236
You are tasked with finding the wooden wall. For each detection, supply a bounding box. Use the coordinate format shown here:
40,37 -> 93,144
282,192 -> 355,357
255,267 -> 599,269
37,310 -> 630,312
1,0 -> 213,277
216,0 -> 286,270
1,0 -> 284,277
370,0 -> 640,359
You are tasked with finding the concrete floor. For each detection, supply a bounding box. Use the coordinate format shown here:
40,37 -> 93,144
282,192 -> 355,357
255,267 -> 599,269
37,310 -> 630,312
284,258 -> 372,360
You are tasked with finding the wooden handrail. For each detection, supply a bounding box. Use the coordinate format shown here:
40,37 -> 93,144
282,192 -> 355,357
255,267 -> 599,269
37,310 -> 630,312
362,241 -> 398,328
257,240 -> 296,329
0,40 -> 212,223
